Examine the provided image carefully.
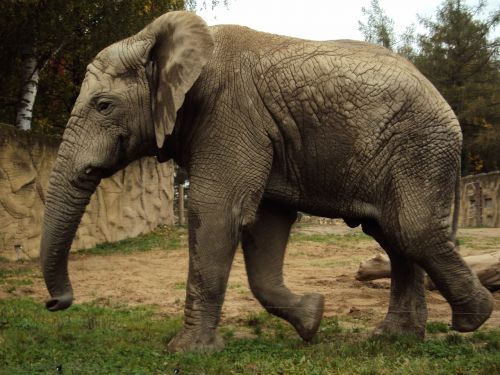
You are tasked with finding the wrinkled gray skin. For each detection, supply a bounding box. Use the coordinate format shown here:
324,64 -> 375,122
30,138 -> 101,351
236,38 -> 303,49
41,11 -> 493,352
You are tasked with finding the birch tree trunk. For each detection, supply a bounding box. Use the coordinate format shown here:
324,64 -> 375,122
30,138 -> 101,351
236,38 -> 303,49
16,47 -> 39,131
178,184 -> 185,226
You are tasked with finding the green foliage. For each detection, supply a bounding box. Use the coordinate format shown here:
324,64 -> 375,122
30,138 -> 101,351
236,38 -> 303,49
77,225 -> 186,255
414,0 -> 500,174
0,0 -> 185,133
359,0 -> 500,175
185,0 -> 229,11
1,298 -> 499,374
358,0 -> 417,59
359,0 -> 396,49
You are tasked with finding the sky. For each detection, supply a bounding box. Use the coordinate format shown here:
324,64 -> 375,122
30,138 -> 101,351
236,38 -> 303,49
196,0 -> 499,42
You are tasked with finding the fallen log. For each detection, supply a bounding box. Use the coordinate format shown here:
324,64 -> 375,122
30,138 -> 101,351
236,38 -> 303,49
356,251 -> 500,291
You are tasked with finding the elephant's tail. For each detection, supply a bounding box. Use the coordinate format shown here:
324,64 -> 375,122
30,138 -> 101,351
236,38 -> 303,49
452,164 -> 461,247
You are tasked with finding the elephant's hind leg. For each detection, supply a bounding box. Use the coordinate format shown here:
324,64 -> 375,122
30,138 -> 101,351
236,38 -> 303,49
242,201 -> 324,341
362,220 -> 428,338
384,174 -> 493,333
417,241 -> 493,332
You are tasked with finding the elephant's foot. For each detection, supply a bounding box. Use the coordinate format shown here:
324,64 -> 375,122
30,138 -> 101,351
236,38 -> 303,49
373,311 -> 426,339
290,293 -> 325,341
166,328 -> 224,353
451,284 -> 493,332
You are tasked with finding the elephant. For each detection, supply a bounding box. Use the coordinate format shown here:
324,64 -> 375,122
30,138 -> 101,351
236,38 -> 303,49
40,11 -> 493,352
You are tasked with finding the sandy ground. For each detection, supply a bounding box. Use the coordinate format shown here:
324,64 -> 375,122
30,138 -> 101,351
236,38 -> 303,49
2,223 -> 499,331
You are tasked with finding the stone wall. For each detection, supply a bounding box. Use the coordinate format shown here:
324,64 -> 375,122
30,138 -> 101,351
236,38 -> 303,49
0,124 -> 174,260
460,171 -> 500,228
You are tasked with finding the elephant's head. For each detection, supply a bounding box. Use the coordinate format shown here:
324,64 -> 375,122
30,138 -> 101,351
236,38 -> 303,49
41,11 -> 214,311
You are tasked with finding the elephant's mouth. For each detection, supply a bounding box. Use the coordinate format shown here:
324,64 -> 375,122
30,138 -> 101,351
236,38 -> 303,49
86,166 -> 114,179
72,135 -> 128,190
72,166 -> 111,191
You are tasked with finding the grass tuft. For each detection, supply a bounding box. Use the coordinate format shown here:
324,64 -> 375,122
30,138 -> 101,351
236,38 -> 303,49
77,225 -> 186,256
290,232 -> 371,244
0,298 -> 499,374
426,321 -> 450,334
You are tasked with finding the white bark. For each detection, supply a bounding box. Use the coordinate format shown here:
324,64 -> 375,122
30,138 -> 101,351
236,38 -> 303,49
16,54 -> 39,131
178,184 -> 185,225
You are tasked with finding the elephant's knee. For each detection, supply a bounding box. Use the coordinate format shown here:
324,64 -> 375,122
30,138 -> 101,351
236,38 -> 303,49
248,279 -> 270,303
248,275 -> 284,305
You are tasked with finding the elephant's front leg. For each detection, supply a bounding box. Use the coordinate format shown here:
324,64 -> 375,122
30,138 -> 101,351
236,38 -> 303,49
242,201 -> 325,341
166,205 -> 240,353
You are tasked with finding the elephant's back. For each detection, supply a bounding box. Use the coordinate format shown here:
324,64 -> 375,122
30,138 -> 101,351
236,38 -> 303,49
209,25 -> 442,108
209,24 -> 459,140
209,25 -> 410,68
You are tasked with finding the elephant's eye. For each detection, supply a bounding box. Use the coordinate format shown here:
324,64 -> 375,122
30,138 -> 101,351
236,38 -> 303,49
96,100 -> 112,113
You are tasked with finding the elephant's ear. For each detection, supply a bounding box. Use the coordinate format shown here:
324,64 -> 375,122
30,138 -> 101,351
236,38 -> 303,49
137,11 -> 214,148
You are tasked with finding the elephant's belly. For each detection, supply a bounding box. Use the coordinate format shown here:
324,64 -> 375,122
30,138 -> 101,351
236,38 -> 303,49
264,174 -> 348,219
263,166 -> 379,221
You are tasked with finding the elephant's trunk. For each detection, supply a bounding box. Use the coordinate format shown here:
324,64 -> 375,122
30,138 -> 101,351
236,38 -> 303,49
40,155 -> 98,311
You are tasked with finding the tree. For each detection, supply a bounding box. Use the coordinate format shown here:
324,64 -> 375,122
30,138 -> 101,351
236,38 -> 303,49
414,0 -> 500,173
0,0 -> 184,132
185,0 -> 229,10
359,0 -> 396,49
358,0 -> 417,59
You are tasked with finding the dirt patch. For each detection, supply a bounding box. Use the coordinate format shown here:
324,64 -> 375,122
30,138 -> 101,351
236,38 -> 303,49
2,224 -> 499,331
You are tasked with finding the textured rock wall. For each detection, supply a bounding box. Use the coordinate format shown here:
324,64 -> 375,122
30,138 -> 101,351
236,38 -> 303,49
460,171 -> 500,228
0,124 -> 174,260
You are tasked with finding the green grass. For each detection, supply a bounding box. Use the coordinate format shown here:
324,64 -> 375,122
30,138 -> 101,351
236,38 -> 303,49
0,267 -> 33,279
0,298 -> 181,374
1,298 -> 499,374
172,281 -> 186,290
426,321 -> 450,334
290,232 -> 371,244
0,225 -> 498,373
0,267 -> 37,294
77,225 -> 186,256
457,236 -> 500,251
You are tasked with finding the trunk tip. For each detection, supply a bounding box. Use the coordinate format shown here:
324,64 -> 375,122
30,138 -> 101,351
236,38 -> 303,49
45,293 -> 73,311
